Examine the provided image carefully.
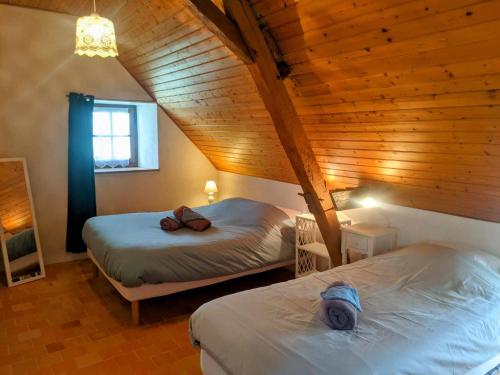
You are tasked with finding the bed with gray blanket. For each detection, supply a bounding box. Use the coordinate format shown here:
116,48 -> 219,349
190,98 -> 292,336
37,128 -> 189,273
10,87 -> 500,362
82,198 -> 295,288
190,243 -> 500,375
6,228 -> 36,261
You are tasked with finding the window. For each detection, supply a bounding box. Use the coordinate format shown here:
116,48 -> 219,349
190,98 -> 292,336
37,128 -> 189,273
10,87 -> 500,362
92,100 -> 159,173
93,104 -> 138,169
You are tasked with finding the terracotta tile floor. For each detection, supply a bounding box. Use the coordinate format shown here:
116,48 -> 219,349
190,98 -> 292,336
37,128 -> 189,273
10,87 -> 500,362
0,260 -> 294,375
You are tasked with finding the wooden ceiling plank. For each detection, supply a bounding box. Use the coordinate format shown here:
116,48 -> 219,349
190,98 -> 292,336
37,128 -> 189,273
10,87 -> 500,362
134,46 -> 231,81
158,91 -> 260,105
131,37 -> 223,75
276,0 -> 482,53
316,155 -> 500,179
313,148 -> 500,167
279,0 -> 493,58
181,124 -> 275,132
294,57 -> 500,97
147,65 -> 247,92
321,162 -> 500,187
307,131 -> 500,144
200,148 -> 292,159
142,55 -> 243,86
195,140 -> 284,151
292,74 -> 500,107
155,86 -> 259,103
289,37 -> 500,82
162,95 -> 264,108
310,140 -> 500,157
125,26 -> 210,67
304,119 -> 500,133
282,4 -> 500,66
335,174 -> 500,199
300,105 -> 500,124
170,107 -> 270,118
295,91 -> 500,115
119,15 -> 203,63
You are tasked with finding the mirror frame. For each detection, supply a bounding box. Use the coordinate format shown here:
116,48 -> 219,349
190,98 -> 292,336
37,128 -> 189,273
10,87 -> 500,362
0,158 -> 46,287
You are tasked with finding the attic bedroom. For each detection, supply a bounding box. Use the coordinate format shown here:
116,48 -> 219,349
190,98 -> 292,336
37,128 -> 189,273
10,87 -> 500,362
0,1 -> 498,374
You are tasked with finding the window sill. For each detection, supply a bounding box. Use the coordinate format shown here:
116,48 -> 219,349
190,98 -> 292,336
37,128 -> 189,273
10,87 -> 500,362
94,167 -> 159,174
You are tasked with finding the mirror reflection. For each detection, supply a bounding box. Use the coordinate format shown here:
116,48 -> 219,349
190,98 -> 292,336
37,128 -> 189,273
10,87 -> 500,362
0,158 -> 45,286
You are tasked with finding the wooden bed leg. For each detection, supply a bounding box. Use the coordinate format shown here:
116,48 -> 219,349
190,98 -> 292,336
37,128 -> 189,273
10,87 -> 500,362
131,301 -> 140,326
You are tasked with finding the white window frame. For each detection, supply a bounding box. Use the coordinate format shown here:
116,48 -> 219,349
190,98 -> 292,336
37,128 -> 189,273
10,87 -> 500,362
93,104 -> 139,170
92,99 -> 159,174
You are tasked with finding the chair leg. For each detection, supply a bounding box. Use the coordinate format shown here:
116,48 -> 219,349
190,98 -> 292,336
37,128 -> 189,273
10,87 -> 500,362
131,300 -> 140,325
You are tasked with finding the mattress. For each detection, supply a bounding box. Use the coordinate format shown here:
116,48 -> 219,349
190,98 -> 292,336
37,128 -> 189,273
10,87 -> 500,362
190,243 -> 500,375
82,198 -> 295,287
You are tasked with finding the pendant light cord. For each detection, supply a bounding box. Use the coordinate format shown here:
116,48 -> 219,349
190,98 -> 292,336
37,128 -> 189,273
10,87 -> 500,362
93,0 -> 97,13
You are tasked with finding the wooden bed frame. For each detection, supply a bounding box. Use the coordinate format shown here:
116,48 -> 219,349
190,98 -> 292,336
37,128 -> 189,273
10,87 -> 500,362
87,249 -> 294,325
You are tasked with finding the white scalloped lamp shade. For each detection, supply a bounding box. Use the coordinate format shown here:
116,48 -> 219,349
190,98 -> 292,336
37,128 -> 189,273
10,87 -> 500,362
75,13 -> 118,58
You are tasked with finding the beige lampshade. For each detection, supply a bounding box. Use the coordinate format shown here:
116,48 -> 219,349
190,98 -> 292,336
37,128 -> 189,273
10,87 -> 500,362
204,180 -> 218,194
75,13 -> 118,58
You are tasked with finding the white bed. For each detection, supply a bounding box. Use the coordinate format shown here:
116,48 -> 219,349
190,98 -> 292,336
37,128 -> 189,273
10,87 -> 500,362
85,199 -> 300,324
190,242 -> 500,375
88,250 -> 294,325
199,350 -> 500,375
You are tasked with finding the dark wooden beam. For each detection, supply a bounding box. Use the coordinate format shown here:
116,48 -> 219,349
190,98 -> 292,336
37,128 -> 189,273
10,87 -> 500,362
184,0 -> 253,64
189,0 -> 342,264
224,0 -> 341,265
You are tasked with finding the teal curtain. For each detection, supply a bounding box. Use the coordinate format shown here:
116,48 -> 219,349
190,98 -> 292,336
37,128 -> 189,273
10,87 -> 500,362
66,92 -> 96,253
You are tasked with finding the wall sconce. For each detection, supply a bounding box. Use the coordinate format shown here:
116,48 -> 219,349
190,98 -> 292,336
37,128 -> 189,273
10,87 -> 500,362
330,187 -> 382,210
204,180 -> 218,204
360,197 -> 380,208
330,187 -> 357,211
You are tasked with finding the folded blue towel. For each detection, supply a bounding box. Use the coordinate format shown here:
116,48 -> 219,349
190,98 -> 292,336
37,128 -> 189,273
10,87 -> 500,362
319,282 -> 362,330
320,300 -> 358,330
320,285 -> 362,312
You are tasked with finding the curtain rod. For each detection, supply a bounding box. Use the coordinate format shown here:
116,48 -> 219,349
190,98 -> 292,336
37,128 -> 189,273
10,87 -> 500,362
66,94 -> 154,104
94,97 -> 155,104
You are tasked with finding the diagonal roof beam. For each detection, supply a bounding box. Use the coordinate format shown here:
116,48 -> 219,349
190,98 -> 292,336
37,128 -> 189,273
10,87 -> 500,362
184,0 -> 253,64
185,0 -> 342,265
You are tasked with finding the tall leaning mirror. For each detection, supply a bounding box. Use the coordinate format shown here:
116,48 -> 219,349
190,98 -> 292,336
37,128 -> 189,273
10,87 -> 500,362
0,158 -> 45,286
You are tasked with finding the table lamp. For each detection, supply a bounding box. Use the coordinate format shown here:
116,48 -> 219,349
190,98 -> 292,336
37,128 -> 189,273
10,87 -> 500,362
204,180 -> 218,204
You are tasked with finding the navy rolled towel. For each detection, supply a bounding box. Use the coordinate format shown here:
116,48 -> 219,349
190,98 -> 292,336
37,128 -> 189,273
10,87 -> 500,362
319,281 -> 362,330
319,299 -> 358,330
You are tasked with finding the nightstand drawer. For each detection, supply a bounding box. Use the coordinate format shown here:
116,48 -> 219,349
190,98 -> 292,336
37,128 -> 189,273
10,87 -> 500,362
341,224 -> 397,265
346,233 -> 368,251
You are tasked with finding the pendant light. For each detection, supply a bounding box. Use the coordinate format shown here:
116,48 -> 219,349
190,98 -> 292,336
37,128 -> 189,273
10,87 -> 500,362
75,0 -> 118,58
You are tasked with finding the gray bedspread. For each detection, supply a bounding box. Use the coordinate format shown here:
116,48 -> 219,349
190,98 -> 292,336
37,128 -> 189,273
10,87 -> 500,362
6,228 -> 36,261
82,198 -> 295,287
190,243 -> 500,375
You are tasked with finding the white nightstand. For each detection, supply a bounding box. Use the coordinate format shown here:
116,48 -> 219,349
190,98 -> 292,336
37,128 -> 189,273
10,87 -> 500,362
295,213 -> 351,278
341,224 -> 397,265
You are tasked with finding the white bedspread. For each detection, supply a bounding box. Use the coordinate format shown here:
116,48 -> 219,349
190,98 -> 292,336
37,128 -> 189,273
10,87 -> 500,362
190,243 -> 500,375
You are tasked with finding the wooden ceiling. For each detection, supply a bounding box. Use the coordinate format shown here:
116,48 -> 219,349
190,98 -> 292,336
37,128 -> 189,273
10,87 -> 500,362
2,0 -> 500,222
0,161 -> 33,233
